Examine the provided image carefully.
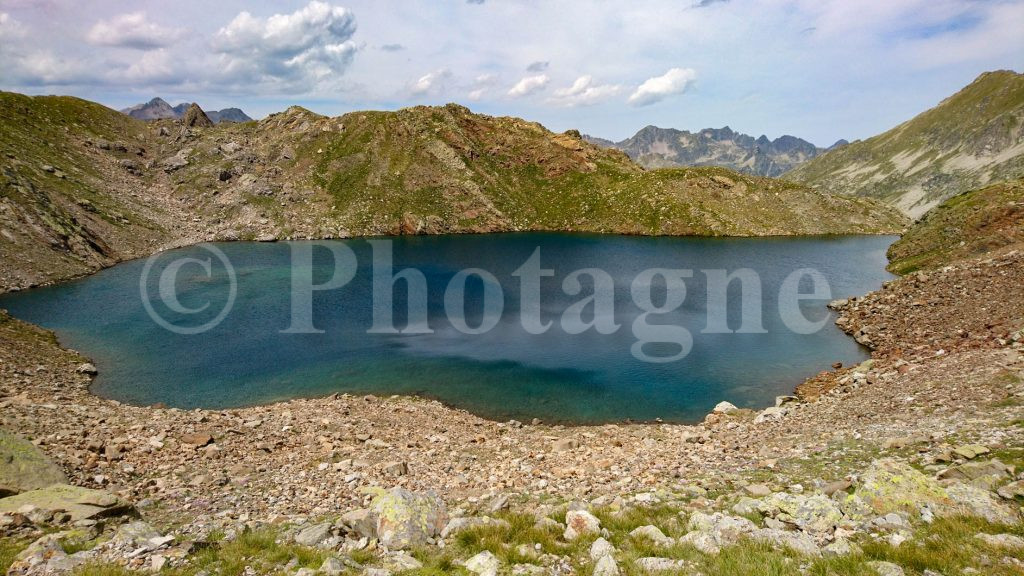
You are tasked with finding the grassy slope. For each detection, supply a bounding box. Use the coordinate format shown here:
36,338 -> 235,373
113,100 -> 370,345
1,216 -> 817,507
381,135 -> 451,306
181,103 -> 905,239
0,92 -> 170,287
886,177 -> 1024,274
785,70 -> 1024,217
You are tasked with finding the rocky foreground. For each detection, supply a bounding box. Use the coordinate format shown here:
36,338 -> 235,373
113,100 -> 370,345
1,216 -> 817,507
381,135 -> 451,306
1,235 -> 1023,574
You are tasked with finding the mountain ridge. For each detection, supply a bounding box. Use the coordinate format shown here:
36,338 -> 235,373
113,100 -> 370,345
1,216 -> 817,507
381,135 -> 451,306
0,92 -> 906,292
120,97 -> 253,124
584,125 -> 825,177
784,70 -> 1024,217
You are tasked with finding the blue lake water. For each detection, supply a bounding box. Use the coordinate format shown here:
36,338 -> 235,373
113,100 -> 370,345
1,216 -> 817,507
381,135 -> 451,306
0,233 -> 896,423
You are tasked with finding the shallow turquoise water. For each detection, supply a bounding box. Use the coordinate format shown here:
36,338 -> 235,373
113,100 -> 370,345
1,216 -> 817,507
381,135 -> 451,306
0,233 -> 896,423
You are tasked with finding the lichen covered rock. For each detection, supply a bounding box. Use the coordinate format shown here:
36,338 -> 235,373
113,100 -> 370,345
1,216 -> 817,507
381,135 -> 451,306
366,487 -> 447,550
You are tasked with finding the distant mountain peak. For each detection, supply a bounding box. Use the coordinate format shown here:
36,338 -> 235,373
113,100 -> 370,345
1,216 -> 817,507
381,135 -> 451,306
120,97 -> 252,124
584,125 -> 825,177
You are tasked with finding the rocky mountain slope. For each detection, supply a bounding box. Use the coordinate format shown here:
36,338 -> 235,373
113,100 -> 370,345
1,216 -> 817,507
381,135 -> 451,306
585,125 -> 827,177
785,70 -> 1024,218
886,177 -> 1024,274
0,91 -> 906,292
120,97 -> 253,124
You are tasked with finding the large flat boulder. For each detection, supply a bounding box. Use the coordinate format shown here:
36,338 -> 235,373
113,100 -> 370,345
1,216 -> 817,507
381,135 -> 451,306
0,430 -> 67,496
0,484 -> 132,521
850,459 -> 948,515
363,487 -> 447,550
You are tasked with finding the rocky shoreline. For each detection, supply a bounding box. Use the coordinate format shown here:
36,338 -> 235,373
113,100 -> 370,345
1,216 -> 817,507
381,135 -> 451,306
1,241 -> 1023,573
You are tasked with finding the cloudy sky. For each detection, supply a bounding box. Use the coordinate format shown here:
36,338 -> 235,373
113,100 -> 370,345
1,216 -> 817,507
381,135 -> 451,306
1,0 -> 1021,145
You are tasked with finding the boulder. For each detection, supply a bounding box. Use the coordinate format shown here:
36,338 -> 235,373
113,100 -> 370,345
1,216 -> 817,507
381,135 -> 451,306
952,444 -> 990,460
744,483 -> 772,497
754,407 -> 785,423
943,483 -> 1021,524
319,556 -> 345,576
294,521 -> 333,547
341,508 -> 376,538
937,459 -> 1013,488
636,557 -> 689,572
593,554 -> 619,576
563,509 -> 601,540
589,537 -> 616,560
996,479 -> 1024,500
757,492 -> 843,537
712,401 -> 739,414
112,521 -> 163,548
381,551 -> 422,571
6,532 -> 87,575
465,550 -> 500,576
975,532 -> 1024,549
629,525 -> 674,547
752,528 -> 820,556
851,459 -> 948,516
682,512 -> 757,554
867,561 -> 905,576
366,487 -> 447,550
0,430 -> 67,496
0,484 -> 131,521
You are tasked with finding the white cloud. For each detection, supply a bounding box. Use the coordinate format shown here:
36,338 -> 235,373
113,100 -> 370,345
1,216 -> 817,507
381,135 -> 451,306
467,73 -> 497,100
507,74 -> 549,98
410,68 -> 452,95
85,12 -> 185,50
212,1 -> 358,91
0,12 -> 25,41
550,75 -> 622,106
628,67 -> 697,107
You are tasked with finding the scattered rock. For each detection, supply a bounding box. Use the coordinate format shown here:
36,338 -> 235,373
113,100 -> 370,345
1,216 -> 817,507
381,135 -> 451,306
744,483 -> 772,497
552,438 -> 579,452
975,533 -> 1024,549
593,553 -> 619,576
589,537 -> 616,560
442,516 -> 511,538
294,521 -> 333,547
465,550 -> 500,576
75,363 -> 97,375
629,525 -> 674,547
6,532 -> 87,575
712,401 -> 739,414
563,509 -> 601,540
944,483 -> 1021,524
636,557 -> 689,572
952,445 -> 991,460
867,561 -> 905,576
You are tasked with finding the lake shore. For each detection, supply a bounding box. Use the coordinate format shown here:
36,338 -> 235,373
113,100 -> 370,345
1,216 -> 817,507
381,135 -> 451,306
2,248 -> 1021,535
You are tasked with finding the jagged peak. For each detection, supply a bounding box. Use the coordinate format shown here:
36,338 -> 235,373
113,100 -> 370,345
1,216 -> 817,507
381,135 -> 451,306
182,103 -> 213,128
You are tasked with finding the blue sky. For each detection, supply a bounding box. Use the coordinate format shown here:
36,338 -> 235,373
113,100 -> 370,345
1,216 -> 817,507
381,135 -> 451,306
0,0 -> 1021,145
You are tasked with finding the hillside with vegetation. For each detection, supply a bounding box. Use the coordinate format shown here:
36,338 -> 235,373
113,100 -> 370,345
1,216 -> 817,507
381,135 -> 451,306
785,70 -> 1024,217
0,92 -> 905,292
886,177 -> 1024,274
